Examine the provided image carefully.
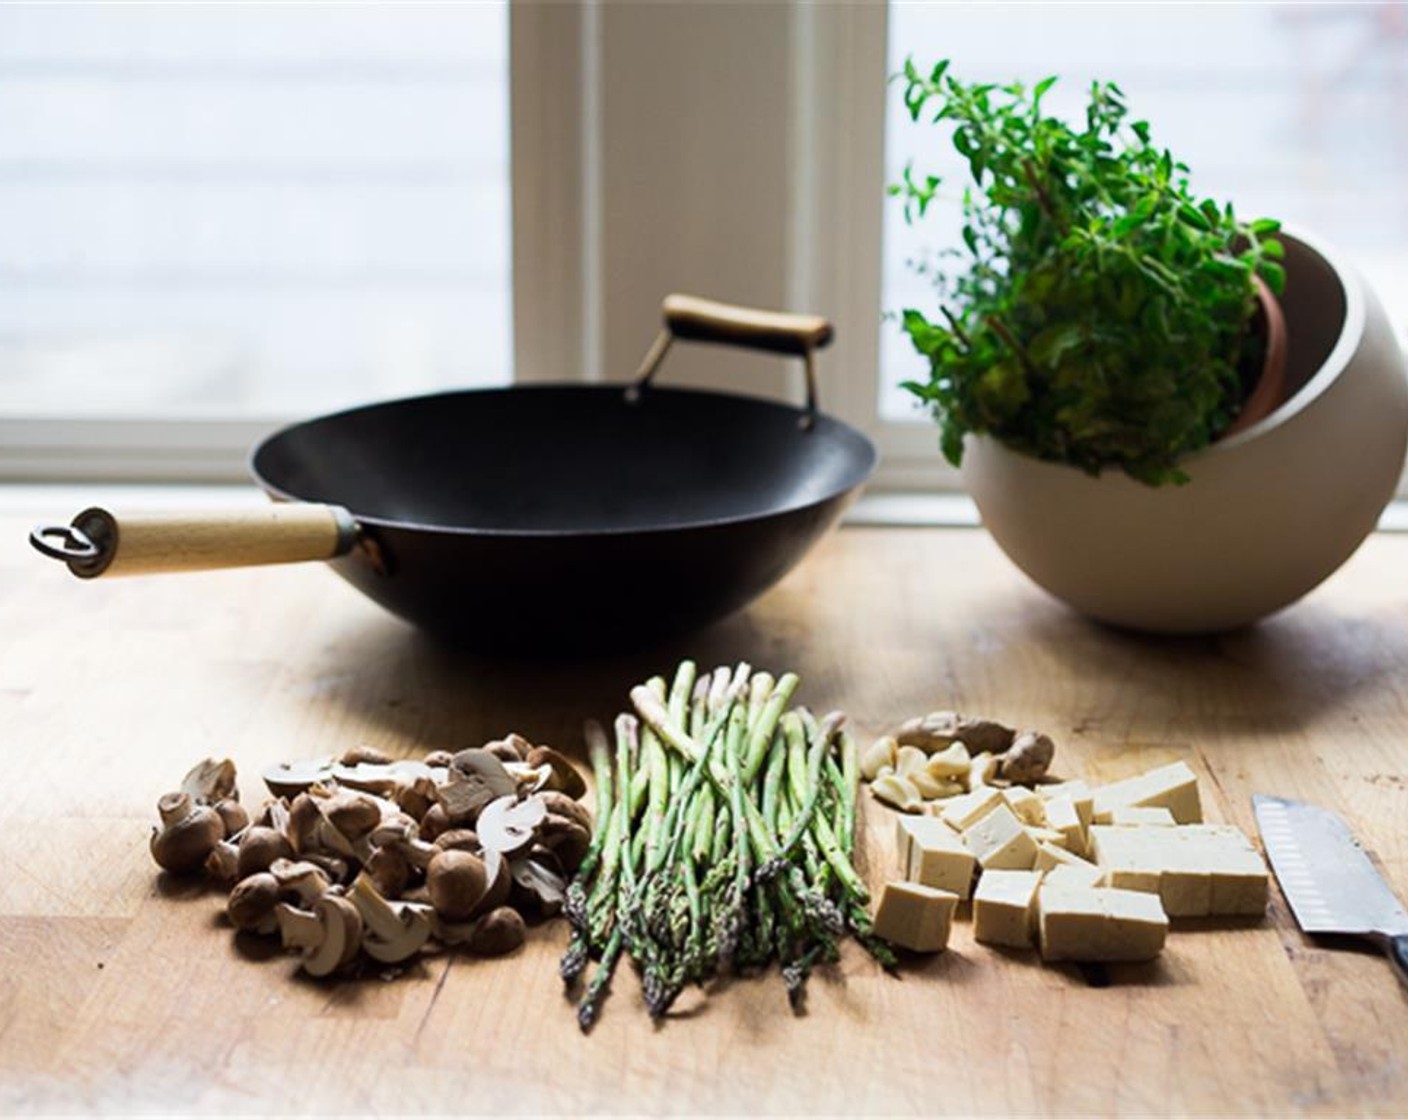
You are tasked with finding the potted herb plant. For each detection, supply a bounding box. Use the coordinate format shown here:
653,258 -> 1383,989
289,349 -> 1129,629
894,60 -> 1408,633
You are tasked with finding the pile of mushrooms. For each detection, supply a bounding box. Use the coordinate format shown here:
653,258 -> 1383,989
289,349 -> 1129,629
148,736 -> 592,978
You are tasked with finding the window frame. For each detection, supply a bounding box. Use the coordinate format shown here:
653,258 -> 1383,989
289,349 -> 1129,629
0,2 -> 965,493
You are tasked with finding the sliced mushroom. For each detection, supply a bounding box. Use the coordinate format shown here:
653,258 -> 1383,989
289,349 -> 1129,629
434,776 -> 497,829
262,759 -> 335,799
268,858 -> 333,907
310,787 -> 384,845
150,791 -> 225,874
524,746 -> 587,800
475,795 -> 547,858
369,819 -> 439,871
181,757 -> 238,805
450,748 -> 517,790
508,851 -> 567,915
502,761 -> 554,794
348,873 -> 432,964
422,750 -> 455,769
275,895 -> 362,978
339,744 -> 393,767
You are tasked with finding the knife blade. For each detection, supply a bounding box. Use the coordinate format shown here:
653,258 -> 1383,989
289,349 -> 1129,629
1253,793 -> 1408,984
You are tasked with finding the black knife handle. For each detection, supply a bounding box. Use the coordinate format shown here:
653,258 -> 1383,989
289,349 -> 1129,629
1382,933 -> 1408,989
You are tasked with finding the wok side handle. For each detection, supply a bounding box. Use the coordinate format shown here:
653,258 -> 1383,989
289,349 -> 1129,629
29,505 -> 358,579
630,293 -> 835,429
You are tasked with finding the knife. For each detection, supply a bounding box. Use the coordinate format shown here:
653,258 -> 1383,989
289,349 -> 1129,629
1253,793 -> 1408,985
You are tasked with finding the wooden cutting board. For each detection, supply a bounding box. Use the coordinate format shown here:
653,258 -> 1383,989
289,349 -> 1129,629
3,514 -> 1407,1116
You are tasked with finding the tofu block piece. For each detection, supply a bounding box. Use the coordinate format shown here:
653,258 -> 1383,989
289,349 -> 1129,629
1037,884 -> 1168,962
940,784 -> 1006,833
1108,806 -> 1176,827
897,816 -> 975,897
1088,823 -> 1269,917
1043,795 -> 1087,857
1024,826 -> 1066,846
973,869 -> 1043,948
872,881 -> 959,953
1091,761 -> 1202,824
1034,841 -> 1102,878
1042,862 -> 1104,890
895,813 -> 955,866
1038,781 -> 1094,830
962,803 -> 1039,871
1003,785 -> 1047,826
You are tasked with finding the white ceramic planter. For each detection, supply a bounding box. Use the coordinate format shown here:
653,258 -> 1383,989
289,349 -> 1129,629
962,229 -> 1408,634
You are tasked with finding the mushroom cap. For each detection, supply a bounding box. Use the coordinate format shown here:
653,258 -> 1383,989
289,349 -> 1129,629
236,826 -> 295,880
467,906 -> 526,957
228,872 -> 280,933
536,814 -> 591,872
149,803 -> 225,874
536,790 -> 593,832
426,849 -> 489,923
213,798 -> 250,838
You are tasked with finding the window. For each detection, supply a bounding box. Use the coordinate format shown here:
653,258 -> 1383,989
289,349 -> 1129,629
0,3 -> 509,476
880,2 -> 1408,438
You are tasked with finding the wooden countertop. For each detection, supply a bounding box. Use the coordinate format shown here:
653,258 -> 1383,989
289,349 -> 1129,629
4,514 -> 1408,1116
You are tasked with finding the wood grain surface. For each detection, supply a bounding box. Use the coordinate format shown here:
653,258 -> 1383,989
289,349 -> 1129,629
4,515 -> 1408,1116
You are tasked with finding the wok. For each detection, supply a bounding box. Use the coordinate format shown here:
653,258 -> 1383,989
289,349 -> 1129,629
31,295 -> 877,652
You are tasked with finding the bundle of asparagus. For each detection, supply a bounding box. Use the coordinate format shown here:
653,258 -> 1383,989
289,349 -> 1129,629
560,660 -> 896,1030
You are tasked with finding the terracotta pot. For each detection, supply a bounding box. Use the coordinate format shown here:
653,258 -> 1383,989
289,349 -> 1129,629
962,228 -> 1408,635
1225,274 -> 1289,437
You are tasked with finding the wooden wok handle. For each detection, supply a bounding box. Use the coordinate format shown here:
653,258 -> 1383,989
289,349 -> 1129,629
30,504 -> 358,579
660,294 -> 833,356
632,294 -> 836,429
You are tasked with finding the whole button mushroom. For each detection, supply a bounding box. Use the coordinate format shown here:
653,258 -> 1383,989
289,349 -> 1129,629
426,849 -> 490,923
150,791 -> 225,874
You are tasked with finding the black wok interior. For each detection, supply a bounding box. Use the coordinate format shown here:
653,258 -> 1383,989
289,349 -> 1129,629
252,384 -> 876,534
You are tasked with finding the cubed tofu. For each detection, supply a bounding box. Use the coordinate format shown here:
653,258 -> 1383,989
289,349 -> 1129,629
872,881 -> 959,953
1043,795 -> 1087,857
895,813 -> 955,865
1039,781 -> 1094,831
1108,806 -> 1177,827
1041,862 -> 1104,890
1088,823 -> 1268,917
1037,883 -> 1168,962
940,785 -> 1006,833
1091,761 -> 1202,824
1024,826 -> 1066,847
1034,841 -> 1102,879
962,803 -> 1039,871
973,869 -> 1043,948
897,815 -> 975,897
1003,785 -> 1047,826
